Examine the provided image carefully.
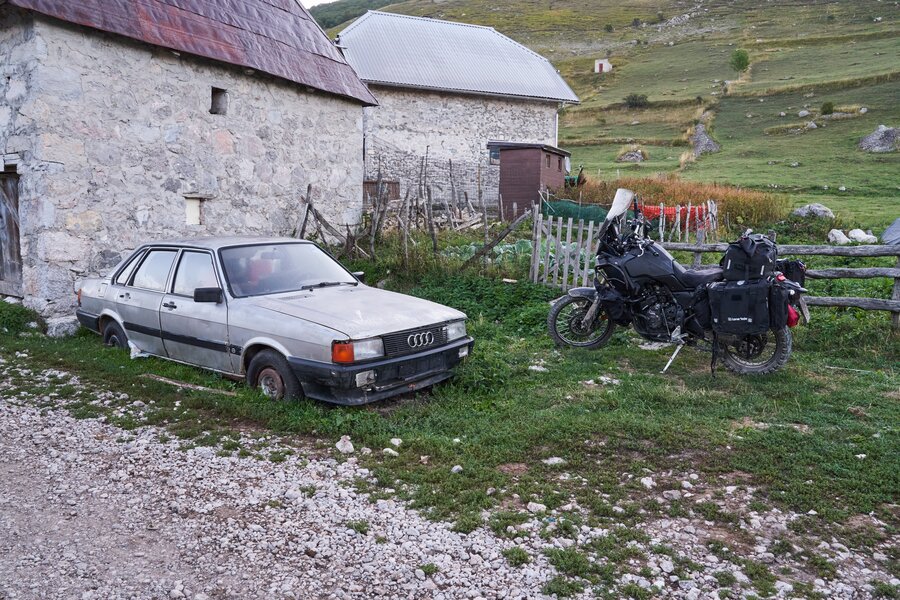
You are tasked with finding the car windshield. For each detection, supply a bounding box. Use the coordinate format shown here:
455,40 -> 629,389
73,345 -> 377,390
220,243 -> 357,298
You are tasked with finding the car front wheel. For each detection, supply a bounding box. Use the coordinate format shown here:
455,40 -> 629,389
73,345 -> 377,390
247,350 -> 304,401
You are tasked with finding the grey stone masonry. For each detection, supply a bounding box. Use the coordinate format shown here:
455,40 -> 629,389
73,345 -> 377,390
1,7 -> 364,317
362,85 -> 560,206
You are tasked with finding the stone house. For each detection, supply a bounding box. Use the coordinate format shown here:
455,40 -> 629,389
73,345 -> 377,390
0,0 -> 376,321
594,58 -> 613,74
337,11 -> 578,206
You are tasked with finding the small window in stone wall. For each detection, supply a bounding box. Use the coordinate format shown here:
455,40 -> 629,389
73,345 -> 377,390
558,157 -> 562,172
546,154 -> 551,168
210,87 -> 228,115
185,197 -> 202,225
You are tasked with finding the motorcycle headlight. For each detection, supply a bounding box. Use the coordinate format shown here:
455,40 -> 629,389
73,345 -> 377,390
446,320 -> 467,341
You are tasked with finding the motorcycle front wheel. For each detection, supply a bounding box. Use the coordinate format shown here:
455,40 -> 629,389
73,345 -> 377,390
548,295 -> 616,349
721,326 -> 792,375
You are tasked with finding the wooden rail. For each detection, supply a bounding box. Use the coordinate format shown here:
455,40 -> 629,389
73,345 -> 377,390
661,242 -> 900,330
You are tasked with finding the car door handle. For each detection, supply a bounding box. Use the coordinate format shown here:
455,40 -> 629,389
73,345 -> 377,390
118,292 -> 131,300
162,301 -> 177,310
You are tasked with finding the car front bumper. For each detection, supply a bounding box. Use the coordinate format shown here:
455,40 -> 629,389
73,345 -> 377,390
287,336 -> 474,405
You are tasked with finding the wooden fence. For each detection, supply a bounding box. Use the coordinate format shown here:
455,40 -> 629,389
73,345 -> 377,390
530,214 -> 900,331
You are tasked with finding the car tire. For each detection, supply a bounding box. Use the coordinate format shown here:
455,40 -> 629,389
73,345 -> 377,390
102,320 -> 128,349
247,350 -> 304,401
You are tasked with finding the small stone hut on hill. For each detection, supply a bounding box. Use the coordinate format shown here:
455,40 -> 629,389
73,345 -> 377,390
0,0 -> 375,319
337,11 -> 578,207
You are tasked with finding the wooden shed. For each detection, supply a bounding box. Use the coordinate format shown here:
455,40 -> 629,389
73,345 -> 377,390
488,142 -> 570,220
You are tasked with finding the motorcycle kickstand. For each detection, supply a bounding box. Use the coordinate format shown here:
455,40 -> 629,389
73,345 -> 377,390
660,343 -> 685,374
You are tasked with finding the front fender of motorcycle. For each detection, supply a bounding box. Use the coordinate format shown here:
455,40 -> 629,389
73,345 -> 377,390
567,287 -> 597,299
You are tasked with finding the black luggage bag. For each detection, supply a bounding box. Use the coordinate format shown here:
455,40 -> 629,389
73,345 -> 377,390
721,234 -> 777,281
708,279 -> 771,335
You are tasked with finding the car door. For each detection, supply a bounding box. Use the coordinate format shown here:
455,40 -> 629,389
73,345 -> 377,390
116,248 -> 178,356
159,249 -> 232,372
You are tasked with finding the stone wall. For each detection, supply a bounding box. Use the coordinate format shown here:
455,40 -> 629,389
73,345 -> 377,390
0,9 -> 365,317
362,85 -> 559,208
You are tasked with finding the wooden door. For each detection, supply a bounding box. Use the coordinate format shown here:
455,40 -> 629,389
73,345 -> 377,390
0,168 -> 22,296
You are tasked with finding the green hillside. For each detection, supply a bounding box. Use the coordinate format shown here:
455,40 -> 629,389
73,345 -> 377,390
319,0 -> 899,229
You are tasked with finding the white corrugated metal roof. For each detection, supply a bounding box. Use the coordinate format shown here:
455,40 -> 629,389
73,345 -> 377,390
338,11 -> 579,103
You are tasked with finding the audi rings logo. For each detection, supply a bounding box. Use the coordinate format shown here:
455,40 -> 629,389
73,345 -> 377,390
407,331 -> 435,348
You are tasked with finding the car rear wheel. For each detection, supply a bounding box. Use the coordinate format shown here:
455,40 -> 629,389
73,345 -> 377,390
247,350 -> 304,401
102,320 -> 128,349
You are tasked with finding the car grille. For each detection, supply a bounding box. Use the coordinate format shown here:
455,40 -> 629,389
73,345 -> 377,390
382,325 -> 448,357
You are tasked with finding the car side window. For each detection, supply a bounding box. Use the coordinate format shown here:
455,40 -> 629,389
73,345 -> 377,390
130,250 -> 177,292
115,250 -> 145,285
172,251 -> 218,297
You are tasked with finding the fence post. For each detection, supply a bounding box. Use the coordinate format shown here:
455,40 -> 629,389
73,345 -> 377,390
530,208 -> 543,283
893,257 -> 900,332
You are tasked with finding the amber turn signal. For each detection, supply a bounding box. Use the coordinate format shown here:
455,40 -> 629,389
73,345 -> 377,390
331,341 -> 355,364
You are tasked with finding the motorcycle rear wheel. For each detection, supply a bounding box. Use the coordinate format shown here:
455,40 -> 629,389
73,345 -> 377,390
548,295 -> 616,349
721,326 -> 792,375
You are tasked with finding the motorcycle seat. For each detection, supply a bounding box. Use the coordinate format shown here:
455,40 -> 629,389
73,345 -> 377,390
676,265 -> 724,287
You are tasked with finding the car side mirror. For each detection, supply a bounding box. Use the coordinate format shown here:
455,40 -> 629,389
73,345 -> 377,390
193,287 -> 223,303
352,271 -> 366,284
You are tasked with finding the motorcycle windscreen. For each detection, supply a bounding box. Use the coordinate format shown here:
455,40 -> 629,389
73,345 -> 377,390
606,188 -> 635,222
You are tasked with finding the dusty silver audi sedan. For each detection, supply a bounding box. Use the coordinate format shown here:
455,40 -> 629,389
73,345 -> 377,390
75,237 -> 473,404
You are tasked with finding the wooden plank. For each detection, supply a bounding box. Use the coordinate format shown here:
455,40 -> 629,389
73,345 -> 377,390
661,243 -> 900,257
461,209 -> 533,271
561,217 -> 574,291
893,257 -> 900,331
551,217 -> 563,287
804,296 -> 900,312
142,374 -> 237,396
582,220 -> 594,286
574,219 -> 585,290
531,209 -> 543,283
542,216 -> 555,285
806,267 -> 900,279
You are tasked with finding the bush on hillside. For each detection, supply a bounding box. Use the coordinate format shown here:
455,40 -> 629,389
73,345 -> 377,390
604,24 -> 614,32
550,176 -> 789,231
821,101 -> 835,115
729,49 -> 750,74
624,93 -> 650,108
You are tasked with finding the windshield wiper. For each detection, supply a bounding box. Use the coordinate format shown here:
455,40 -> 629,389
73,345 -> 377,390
300,281 -> 357,291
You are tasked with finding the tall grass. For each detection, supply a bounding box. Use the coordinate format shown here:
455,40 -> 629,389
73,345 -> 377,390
554,176 -> 790,229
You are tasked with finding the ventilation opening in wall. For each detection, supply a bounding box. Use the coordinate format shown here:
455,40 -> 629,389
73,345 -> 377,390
184,197 -> 203,225
210,87 -> 228,115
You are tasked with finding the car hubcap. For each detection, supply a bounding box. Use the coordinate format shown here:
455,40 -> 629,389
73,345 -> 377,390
258,368 -> 285,400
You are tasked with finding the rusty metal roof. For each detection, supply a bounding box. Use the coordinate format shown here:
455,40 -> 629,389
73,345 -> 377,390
9,0 -> 377,105
338,11 -> 578,103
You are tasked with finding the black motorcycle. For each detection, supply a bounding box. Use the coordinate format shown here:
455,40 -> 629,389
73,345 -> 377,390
547,189 -> 808,375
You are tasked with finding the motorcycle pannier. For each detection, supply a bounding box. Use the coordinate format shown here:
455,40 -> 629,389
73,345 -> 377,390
775,259 -> 806,287
708,279 -> 771,335
721,234 -> 777,281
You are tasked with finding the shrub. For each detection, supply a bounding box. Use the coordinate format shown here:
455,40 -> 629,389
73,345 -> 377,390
729,49 -> 750,74
631,17 -> 642,27
604,23 -> 614,32
821,101 -> 835,115
0,301 -> 43,335
549,176 -> 789,231
624,93 -> 650,108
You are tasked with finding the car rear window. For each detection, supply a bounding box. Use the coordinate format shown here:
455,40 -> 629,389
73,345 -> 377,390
115,250 -> 145,285
131,249 -> 177,292
220,243 -> 355,297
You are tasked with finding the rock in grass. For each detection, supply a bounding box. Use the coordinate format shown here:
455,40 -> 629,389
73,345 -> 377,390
383,448 -> 399,457
389,438 -> 402,447
526,502 -> 547,514
640,476 -> 656,489
792,203 -> 834,219
828,229 -> 851,245
542,457 -> 566,466
859,124 -> 899,153
882,218 -> 900,245
847,229 -> 878,244
335,436 -> 354,454
450,464 -> 463,474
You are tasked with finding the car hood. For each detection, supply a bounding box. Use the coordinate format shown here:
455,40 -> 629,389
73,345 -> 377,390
247,285 -> 466,338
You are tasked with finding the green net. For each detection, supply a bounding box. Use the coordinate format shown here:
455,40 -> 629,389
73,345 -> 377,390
540,199 -> 609,222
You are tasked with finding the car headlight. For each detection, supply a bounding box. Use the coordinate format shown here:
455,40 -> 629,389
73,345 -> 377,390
332,337 -> 385,364
446,320 -> 467,341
